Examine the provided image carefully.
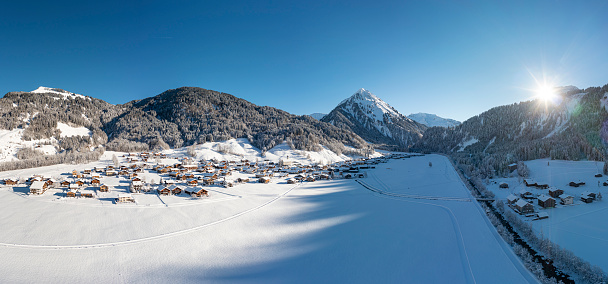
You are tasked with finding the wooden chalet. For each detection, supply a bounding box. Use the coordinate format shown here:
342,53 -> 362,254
287,178 -> 297,184
306,176 -> 316,182
157,185 -> 171,195
187,179 -> 199,186
105,169 -> 117,176
514,199 -> 534,214
4,178 -> 18,185
29,181 -> 48,195
548,188 -> 564,198
258,177 -> 271,184
75,180 -> 85,187
91,178 -> 101,186
69,183 -> 80,190
498,182 -> 509,189
60,180 -> 70,187
99,184 -> 110,192
117,193 -> 135,203
569,181 -> 585,187
537,195 -> 556,208
169,185 -> 182,195
185,187 -> 209,197
80,189 -> 95,198
66,190 -> 77,198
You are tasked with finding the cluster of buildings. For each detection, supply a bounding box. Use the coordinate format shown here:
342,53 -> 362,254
504,177 -> 602,217
2,151 -> 403,204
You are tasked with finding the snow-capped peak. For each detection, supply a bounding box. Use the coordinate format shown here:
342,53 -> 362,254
339,88 -> 400,120
30,86 -> 90,100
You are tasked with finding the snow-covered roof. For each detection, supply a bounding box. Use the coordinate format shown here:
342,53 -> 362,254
537,195 -> 554,202
29,181 -> 46,190
506,194 -> 518,201
515,199 -> 531,207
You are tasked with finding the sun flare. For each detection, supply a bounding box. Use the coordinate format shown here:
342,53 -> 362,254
536,84 -> 556,102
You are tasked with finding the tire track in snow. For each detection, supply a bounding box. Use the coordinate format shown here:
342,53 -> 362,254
0,183 -> 301,250
356,179 -> 477,284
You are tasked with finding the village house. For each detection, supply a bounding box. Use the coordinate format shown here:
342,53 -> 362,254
258,177 -> 271,184
506,194 -> 519,205
60,180 -> 71,187
29,181 -> 48,195
130,180 -> 143,193
537,195 -> 556,208
3,178 -> 18,185
91,178 -> 101,186
581,191 -> 596,203
117,193 -> 135,203
185,187 -> 209,197
99,184 -> 110,192
66,189 -> 77,198
80,189 -> 95,198
548,188 -> 564,198
519,189 -> 534,199
514,199 -> 534,214
560,194 -> 574,205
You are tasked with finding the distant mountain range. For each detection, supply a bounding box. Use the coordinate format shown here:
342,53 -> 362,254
321,88 -> 426,150
407,113 -> 460,128
0,86 -> 367,164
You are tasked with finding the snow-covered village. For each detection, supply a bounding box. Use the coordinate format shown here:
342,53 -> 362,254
3,1 -> 608,283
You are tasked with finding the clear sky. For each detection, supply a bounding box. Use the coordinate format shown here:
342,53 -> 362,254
1,0 -> 607,122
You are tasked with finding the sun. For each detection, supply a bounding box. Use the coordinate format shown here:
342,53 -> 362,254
536,84 -> 556,103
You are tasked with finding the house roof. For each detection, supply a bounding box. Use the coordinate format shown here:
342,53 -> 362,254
515,199 -> 532,207
506,194 -> 518,201
30,181 -> 46,190
538,195 -> 554,202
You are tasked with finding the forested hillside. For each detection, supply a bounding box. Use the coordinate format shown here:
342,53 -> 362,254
414,85 -> 608,177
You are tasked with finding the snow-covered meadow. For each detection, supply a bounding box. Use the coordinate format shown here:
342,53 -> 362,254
0,154 -> 534,283
488,159 -> 608,273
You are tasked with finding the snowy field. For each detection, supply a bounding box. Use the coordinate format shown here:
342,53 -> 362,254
488,159 -> 608,273
0,154 -> 535,283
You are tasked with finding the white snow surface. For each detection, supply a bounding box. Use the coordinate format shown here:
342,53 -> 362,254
0,154 -> 535,283
30,86 -> 90,100
456,137 -> 479,152
57,122 -> 92,137
488,159 -> 608,274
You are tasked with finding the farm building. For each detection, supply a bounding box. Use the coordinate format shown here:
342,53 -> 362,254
569,181 -> 585,187
514,199 -> 534,214
60,180 -> 70,187
287,178 -> 297,184
508,163 -> 518,172
499,182 -> 509,189
537,195 -> 556,208
548,188 -> 564,198
99,184 -> 110,192
29,181 -> 48,195
91,178 -> 101,186
168,185 -> 182,195
560,195 -> 574,205
157,186 -> 171,195
117,193 -> 135,203
258,177 -> 271,184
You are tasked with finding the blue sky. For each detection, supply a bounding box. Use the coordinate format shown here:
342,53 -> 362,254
1,1 -> 607,122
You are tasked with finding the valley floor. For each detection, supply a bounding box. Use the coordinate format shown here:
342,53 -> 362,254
0,155 -> 535,283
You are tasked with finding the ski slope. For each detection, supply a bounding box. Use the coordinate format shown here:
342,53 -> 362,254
0,155 -> 535,283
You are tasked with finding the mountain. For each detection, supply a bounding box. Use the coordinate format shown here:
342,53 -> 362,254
413,84 -> 608,177
0,86 -> 371,169
106,87 -> 367,153
407,113 -> 460,128
321,88 -> 427,150
309,113 -> 327,120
